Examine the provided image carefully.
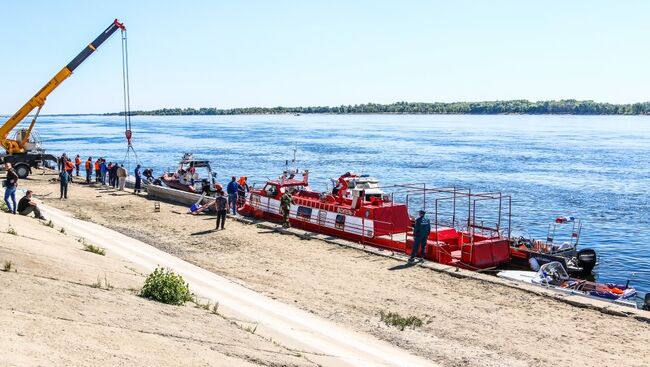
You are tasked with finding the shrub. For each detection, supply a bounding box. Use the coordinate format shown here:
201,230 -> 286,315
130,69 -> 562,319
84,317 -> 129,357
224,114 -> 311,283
379,310 -> 423,331
140,267 -> 192,305
2,260 -> 12,272
83,243 -> 106,256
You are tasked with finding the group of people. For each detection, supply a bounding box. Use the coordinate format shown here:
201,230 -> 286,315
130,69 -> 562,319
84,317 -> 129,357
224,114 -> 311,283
3,163 -> 45,220
58,153 -> 145,194
192,176 -> 250,230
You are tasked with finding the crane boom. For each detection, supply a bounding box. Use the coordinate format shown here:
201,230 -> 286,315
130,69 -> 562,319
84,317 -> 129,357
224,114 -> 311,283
0,19 -> 125,155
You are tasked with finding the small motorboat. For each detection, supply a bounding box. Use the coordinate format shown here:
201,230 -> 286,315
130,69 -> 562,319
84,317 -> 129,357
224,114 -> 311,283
159,153 -> 220,194
498,261 -> 638,308
510,217 -> 597,276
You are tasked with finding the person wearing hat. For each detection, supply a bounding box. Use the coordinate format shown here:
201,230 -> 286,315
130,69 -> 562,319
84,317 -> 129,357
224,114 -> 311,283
409,209 -> 431,262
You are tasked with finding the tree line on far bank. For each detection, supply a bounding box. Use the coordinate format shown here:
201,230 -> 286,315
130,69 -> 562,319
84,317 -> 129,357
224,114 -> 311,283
106,100 -> 650,116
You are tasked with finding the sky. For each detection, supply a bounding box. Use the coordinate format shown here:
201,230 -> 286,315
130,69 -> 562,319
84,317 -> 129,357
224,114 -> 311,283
2,0 -> 650,114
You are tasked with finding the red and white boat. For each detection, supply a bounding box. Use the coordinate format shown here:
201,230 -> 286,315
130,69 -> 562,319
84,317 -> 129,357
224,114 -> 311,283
239,170 -> 512,270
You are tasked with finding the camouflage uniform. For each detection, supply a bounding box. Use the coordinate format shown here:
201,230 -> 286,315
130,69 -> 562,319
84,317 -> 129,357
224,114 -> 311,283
280,192 -> 293,228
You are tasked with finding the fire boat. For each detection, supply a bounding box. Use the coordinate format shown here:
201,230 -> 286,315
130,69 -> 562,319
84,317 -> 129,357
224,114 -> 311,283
239,170 -> 512,270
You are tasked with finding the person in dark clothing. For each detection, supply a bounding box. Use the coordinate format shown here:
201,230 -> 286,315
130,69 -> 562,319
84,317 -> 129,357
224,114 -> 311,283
4,163 -> 19,214
409,210 -> 431,262
109,164 -> 119,188
58,153 -> 67,172
18,190 -> 45,219
59,170 -> 70,200
214,190 -> 228,230
134,164 -> 142,194
226,176 -> 240,215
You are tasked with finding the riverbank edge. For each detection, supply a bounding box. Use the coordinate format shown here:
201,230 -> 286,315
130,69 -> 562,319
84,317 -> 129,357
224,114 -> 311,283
226,215 -> 650,324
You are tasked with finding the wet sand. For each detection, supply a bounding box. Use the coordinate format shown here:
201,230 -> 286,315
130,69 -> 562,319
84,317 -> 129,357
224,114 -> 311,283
15,169 -> 650,367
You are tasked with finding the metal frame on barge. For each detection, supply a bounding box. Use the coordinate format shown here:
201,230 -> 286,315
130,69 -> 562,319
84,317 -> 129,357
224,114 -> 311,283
239,170 -> 512,270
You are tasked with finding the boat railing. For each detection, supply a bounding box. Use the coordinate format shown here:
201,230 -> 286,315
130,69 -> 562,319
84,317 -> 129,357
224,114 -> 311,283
248,196 -> 403,243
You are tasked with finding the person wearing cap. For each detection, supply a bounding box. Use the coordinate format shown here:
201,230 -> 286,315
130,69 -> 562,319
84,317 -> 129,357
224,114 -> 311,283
409,209 -> 431,262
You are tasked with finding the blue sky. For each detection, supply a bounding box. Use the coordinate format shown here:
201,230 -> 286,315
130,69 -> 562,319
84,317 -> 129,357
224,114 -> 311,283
2,1 -> 650,114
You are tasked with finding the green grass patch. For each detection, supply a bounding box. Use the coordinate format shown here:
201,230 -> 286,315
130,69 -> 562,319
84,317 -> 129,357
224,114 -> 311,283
83,243 -> 106,256
2,260 -> 13,272
78,238 -> 106,256
6,225 -> 17,236
140,267 -> 192,305
379,310 -> 423,331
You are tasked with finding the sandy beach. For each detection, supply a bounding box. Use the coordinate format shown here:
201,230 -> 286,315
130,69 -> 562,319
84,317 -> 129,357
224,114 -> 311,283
0,207 -> 314,366
4,169 -> 650,367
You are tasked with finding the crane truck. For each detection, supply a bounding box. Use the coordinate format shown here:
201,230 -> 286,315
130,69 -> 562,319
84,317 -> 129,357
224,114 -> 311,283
0,19 -> 126,179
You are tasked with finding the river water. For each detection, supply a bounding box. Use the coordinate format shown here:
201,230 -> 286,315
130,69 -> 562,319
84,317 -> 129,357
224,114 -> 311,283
33,114 -> 650,295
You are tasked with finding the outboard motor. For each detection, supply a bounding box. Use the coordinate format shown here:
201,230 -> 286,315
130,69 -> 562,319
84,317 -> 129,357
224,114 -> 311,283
576,249 -> 597,274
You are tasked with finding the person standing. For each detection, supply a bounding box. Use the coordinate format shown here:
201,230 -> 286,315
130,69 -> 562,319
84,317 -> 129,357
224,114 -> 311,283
85,157 -> 93,184
280,190 -> 294,228
94,158 -> 101,183
3,163 -> 18,214
409,210 -> 431,262
74,154 -> 81,176
117,164 -> 127,191
99,159 -> 108,185
214,190 -> 228,230
64,158 -> 75,182
58,153 -> 67,172
226,176 -> 240,215
59,169 -> 70,200
17,190 -> 45,220
134,164 -> 142,194
109,163 -> 118,188
237,176 -> 249,207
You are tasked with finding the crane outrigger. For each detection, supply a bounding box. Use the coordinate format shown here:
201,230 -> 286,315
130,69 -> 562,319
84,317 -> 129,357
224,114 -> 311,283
0,19 -> 126,178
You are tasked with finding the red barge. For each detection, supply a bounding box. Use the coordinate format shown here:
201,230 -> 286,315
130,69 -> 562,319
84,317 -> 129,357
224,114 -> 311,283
239,170 -> 512,270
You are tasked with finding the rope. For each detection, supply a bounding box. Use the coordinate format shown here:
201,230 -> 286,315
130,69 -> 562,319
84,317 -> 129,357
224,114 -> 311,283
120,28 -> 132,136
119,28 -> 141,173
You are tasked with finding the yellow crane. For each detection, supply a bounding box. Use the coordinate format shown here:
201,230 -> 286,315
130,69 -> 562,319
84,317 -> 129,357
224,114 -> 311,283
1,19 -> 125,178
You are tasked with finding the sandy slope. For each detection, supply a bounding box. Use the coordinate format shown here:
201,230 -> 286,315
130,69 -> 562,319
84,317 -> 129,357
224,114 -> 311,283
0,213 -> 313,366
14,169 -> 650,367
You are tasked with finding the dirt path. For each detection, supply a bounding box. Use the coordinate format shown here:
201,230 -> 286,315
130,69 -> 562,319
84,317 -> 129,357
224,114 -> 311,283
19,170 -> 650,367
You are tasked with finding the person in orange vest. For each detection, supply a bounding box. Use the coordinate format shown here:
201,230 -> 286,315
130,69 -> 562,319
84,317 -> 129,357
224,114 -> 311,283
74,154 -> 81,176
94,159 -> 101,183
64,158 -> 75,183
85,157 -> 93,184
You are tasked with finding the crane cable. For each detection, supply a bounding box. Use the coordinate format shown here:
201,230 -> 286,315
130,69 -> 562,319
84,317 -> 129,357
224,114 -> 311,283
120,27 -> 141,172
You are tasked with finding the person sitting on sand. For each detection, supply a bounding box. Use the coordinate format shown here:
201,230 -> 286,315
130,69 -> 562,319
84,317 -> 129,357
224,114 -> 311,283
18,190 -> 45,220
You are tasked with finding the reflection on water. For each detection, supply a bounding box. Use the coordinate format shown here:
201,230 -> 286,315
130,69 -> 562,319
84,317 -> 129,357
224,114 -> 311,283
31,114 -> 650,294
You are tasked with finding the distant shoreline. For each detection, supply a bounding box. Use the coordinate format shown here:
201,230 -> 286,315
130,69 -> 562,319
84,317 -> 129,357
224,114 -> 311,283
4,99 -> 650,117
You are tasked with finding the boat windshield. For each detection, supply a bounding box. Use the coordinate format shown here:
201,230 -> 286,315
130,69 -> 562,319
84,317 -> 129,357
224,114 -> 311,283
538,262 -> 570,282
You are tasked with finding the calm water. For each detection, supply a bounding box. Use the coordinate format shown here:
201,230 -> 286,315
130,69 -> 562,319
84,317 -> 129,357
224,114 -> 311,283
32,114 -> 650,295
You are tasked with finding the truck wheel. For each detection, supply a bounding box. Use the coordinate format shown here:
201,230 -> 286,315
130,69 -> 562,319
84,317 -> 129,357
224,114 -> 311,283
15,164 -> 30,179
